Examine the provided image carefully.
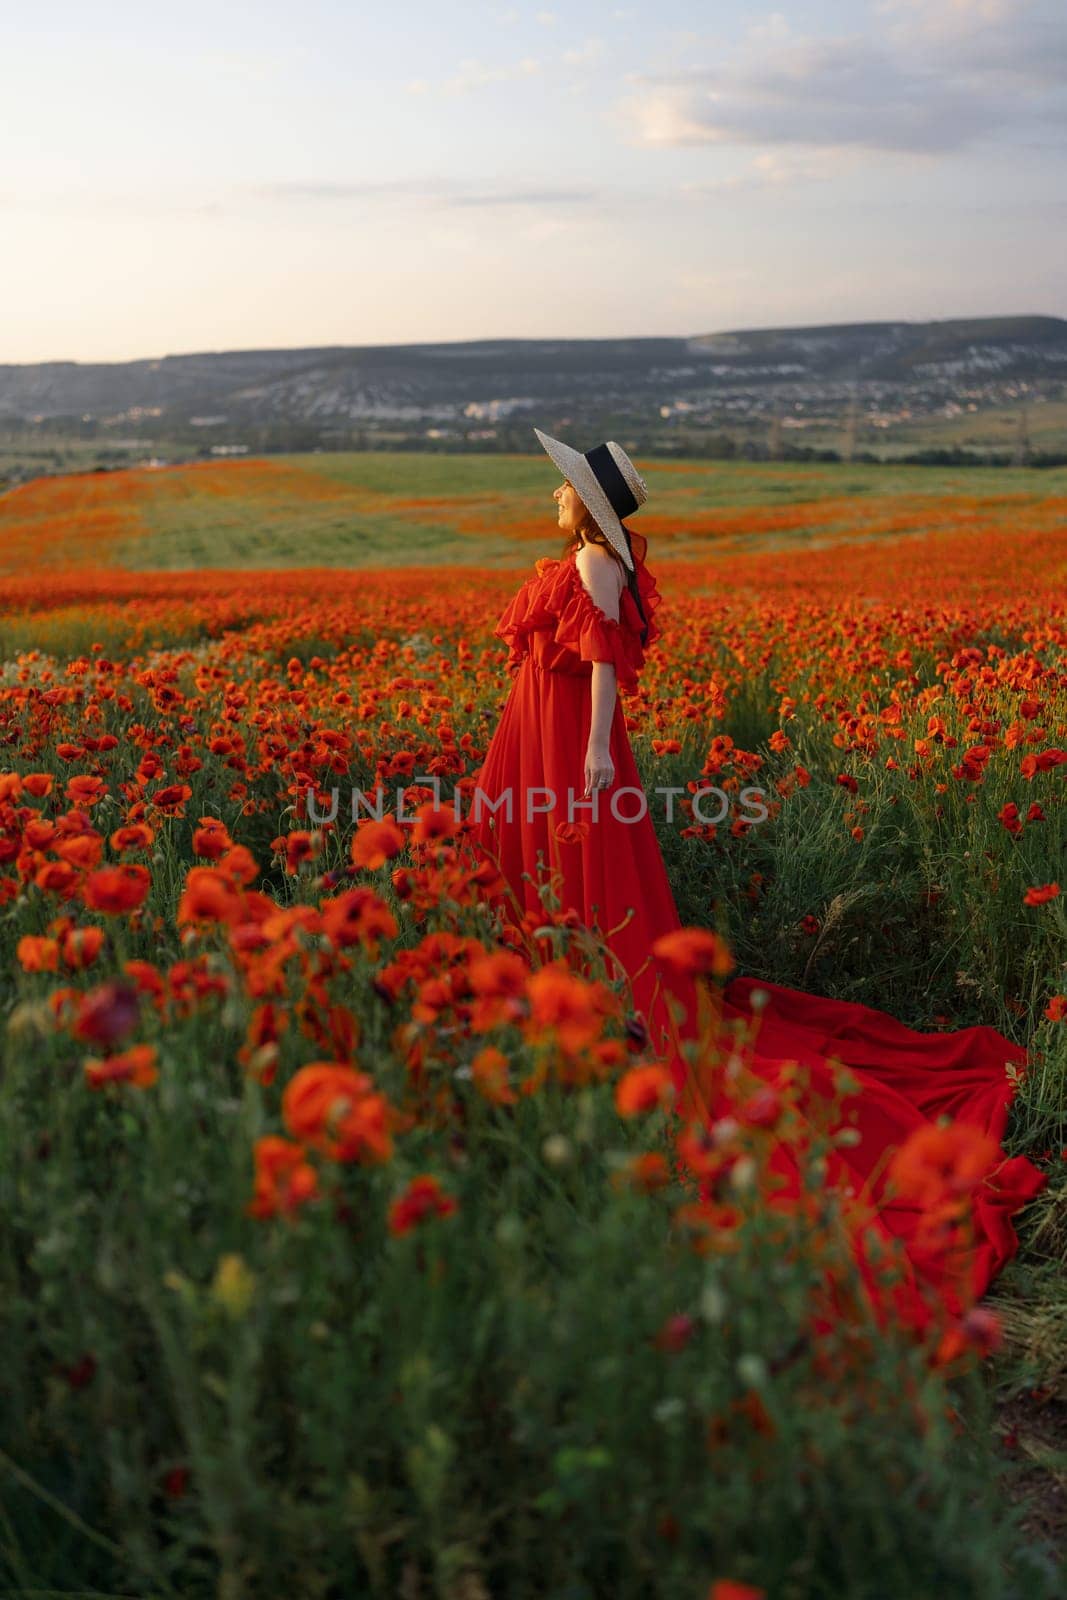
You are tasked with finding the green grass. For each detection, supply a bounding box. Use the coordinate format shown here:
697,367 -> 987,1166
92,452 -> 1067,573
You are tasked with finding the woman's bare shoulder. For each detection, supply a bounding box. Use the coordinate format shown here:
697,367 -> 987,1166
575,542 -> 625,619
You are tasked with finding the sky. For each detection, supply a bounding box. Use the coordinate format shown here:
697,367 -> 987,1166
2,0 -> 1065,364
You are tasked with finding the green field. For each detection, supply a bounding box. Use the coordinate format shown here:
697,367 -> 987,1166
4,449 -> 1065,577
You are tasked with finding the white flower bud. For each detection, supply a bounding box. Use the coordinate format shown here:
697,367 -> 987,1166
729,1155 -> 758,1192
736,1354 -> 767,1388
700,1282 -> 727,1324
542,1134 -> 574,1168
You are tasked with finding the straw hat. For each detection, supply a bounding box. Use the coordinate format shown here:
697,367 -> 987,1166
534,427 -> 648,573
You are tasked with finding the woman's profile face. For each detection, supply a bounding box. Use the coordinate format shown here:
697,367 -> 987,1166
554,478 -> 588,537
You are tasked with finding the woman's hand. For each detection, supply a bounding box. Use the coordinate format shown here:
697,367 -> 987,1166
584,741 -> 615,798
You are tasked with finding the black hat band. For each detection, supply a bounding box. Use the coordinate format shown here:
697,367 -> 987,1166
584,442 -> 639,519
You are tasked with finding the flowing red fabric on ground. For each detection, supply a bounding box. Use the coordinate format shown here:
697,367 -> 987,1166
467,533 -> 1045,1328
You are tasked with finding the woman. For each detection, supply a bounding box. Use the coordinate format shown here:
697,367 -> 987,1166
467,426 -> 1045,1327
468,429 -> 685,1052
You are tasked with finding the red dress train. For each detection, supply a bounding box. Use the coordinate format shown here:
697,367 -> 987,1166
469,533 -> 1045,1329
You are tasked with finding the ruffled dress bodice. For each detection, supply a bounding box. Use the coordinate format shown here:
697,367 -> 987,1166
492,532 -> 662,693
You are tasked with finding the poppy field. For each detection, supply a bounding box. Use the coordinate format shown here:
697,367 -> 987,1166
0,452 -> 1065,1598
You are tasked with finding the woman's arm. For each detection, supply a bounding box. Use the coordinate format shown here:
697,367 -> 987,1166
575,545 -> 625,796
585,661 -> 617,796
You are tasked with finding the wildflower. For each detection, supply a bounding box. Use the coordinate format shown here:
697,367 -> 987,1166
16,935 -> 60,972
177,866 -> 242,926
81,864 -> 151,914
1023,883 -> 1060,906
282,1062 -> 394,1164
525,965 -> 604,1054
122,959 -> 167,1006
84,1043 -> 158,1090
53,833 -> 103,870
237,1002 -> 289,1085
110,823 -> 155,853
541,1134 -> 574,1167
615,1064 -> 675,1117
148,783 -> 193,816
997,802 -> 1022,835
653,927 -> 734,978
65,775 -> 108,808
611,1151 -> 672,1193
888,1121 -> 998,1211
470,1046 -> 518,1105
210,1254 -> 257,1319
961,1305 -> 1004,1355
61,926 -> 106,970
320,887 -> 398,953
60,1353 -> 97,1390
737,1087 -> 782,1129
1044,995 -> 1066,1023
411,801 -> 456,848
655,1313 -> 695,1353
935,1306 -> 1004,1366
387,1173 -> 458,1236
192,819 -> 233,860
72,980 -> 140,1048
700,1281 -> 728,1323
219,844 -> 259,886
162,1466 -> 190,1499
468,949 -> 529,1031
247,1136 -> 319,1219
1020,749 -> 1066,779
735,1354 -> 768,1388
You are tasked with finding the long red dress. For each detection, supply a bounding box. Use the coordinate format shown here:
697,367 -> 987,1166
469,532 -> 1045,1329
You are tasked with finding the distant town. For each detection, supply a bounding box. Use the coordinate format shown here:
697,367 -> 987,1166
3,316 -> 1066,488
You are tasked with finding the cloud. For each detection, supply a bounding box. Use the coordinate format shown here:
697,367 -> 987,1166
410,40 -> 603,97
441,56 -> 543,94
877,0 -> 1067,90
447,188 -> 596,208
872,0 -> 1017,36
618,0 -> 1067,156
562,38 -> 604,67
247,179 -> 598,213
676,150 -> 861,194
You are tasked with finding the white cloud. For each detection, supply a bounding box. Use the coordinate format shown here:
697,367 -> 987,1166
617,0 -> 1067,156
676,149 -> 862,194
872,0 -> 1017,34
562,38 -> 604,67
417,37 -> 603,97
245,178 -> 600,214
442,55 -> 543,94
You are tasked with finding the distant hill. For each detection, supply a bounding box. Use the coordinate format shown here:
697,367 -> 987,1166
2,317 -> 1065,479
2,317 -> 1064,427
688,317 -> 1067,382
